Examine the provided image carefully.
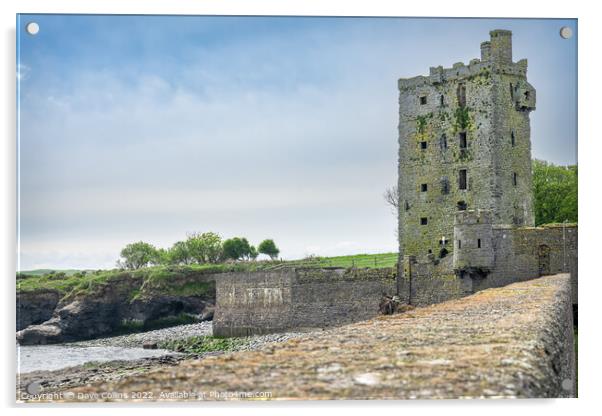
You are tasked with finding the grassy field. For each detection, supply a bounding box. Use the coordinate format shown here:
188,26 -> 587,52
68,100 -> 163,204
269,252 -> 398,269
16,252 -> 398,295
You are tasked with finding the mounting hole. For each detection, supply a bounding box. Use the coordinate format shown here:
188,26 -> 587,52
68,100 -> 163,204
26,22 -> 39,35
559,26 -> 572,39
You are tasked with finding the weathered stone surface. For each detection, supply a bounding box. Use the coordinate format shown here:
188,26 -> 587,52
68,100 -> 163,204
60,274 -> 574,401
213,268 -> 397,337
16,289 -> 60,330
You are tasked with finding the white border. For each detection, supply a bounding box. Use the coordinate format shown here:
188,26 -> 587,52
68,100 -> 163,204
2,1 -> 599,414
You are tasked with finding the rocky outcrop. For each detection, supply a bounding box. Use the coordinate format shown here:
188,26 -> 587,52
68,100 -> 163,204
17,289 -> 60,331
17,271 -> 217,345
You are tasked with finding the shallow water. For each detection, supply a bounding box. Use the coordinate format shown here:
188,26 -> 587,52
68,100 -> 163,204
17,344 -> 175,373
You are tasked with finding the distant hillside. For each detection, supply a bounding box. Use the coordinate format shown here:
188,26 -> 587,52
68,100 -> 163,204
18,269 -> 89,277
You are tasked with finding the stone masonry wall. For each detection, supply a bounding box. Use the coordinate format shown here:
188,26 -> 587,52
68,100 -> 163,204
401,224 -> 577,307
478,224 -> 578,304
68,274 -> 575,401
213,268 -> 397,337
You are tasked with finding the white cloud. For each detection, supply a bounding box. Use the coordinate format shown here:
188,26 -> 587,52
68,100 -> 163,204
17,63 -> 30,81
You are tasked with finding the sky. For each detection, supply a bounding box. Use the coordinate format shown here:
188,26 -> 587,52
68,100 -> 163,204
16,15 -> 577,270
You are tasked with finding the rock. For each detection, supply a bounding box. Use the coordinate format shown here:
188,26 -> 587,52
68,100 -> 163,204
143,342 -> 158,350
16,272 -> 217,344
200,306 -> 214,321
17,290 -> 60,331
16,322 -> 62,345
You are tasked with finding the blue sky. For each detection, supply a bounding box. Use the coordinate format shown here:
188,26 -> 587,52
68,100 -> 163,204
17,15 -> 577,270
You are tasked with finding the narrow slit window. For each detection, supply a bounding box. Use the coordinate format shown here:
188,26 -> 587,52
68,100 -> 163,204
440,95 -> 444,106
420,141 -> 427,150
513,172 -> 518,186
457,84 -> 466,108
420,217 -> 428,225
511,130 -> 515,147
477,239 -> 481,248
510,83 -> 514,100
459,132 -> 467,149
459,169 -> 467,190
458,240 -> 462,249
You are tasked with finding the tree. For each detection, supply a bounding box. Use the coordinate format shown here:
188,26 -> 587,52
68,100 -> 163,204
185,232 -> 223,264
153,247 -> 170,265
383,185 -> 399,214
532,159 -> 578,226
167,240 -> 193,265
249,245 -> 259,260
222,237 -> 253,261
258,239 -> 280,260
118,241 -> 159,269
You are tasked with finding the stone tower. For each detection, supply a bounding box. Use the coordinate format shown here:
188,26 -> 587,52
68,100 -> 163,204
452,209 -> 494,275
397,30 -> 536,265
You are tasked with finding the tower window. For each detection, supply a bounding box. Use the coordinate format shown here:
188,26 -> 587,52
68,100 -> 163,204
404,200 -> 410,211
420,141 -> 427,150
420,217 -> 428,225
459,169 -> 467,190
510,83 -> 514,100
440,134 -> 448,150
420,96 -> 427,105
457,200 -> 467,211
441,177 -> 450,195
513,172 -> 518,186
458,240 -> 462,249
478,239 -> 482,248
440,95 -> 444,106
459,132 -> 467,149
511,130 -> 516,147
421,183 -> 428,192
457,84 -> 466,108
524,91 -> 530,100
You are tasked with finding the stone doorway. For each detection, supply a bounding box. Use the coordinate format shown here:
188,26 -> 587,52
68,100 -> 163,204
538,245 -> 551,276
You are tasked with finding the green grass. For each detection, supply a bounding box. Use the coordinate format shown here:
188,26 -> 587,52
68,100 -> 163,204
16,253 -> 398,297
159,335 -> 249,354
273,252 -> 398,269
18,269 -> 89,276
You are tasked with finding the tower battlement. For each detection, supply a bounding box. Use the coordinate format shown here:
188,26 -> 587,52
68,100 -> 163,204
398,30 -> 529,91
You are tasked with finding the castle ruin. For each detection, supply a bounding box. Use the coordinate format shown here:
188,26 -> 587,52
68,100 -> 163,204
212,29 -> 577,337
396,30 -> 577,306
